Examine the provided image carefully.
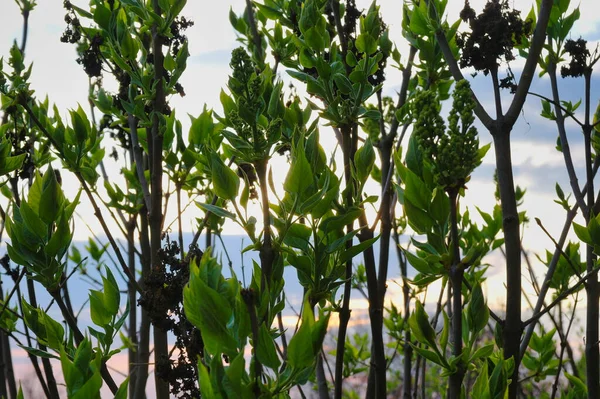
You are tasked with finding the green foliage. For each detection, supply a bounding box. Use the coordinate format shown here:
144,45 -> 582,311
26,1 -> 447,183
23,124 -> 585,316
5,167 -> 78,290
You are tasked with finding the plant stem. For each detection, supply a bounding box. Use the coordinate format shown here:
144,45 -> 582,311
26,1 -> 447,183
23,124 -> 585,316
254,159 -> 274,288
0,342 -> 8,399
359,211 -> 386,399
1,328 -> 16,399
583,69 -> 599,399
176,185 -> 184,256
393,226 -> 412,399
242,289 -> 262,395
244,0 -> 263,62
129,114 -> 151,210
149,1 -> 168,397
0,283 -> 8,399
334,125 -> 354,399
133,208 -> 152,399
126,221 -> 138,399
548,61 -> 588,213
447,189 -> 464,398
493,129 -> 522,398
551,294 -> 578,399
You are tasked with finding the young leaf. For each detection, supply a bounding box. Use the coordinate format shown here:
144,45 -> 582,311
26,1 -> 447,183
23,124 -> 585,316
471,361 -> 491,399
210,152 -> 239,200
283,138 -> 313,194
184,259 -> 238,356
287,302 -> 316,370
467,283 -> 489,335
354,138 -> 376,183
256,323 -> 281,370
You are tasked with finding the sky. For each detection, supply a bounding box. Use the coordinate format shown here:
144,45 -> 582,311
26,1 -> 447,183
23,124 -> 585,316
0,0 -> 600,395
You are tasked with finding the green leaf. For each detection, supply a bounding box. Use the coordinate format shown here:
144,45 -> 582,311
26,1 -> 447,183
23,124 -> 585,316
90,290 -> 111,327
593,100 -> 600,133
404,197 -> 435,234
220,89 -> 236,117
102,267 -> 120,316
39,166 -> 63,225
18,345 -> 60,360
311,311 -> 330,354
164,52 -> 176,71
196,202 -> 236,220
19,201 -> 47,241
0,153 -> 25,175
255,3 -> 281,19
267,81 -> 284,119
170,0 -> 187,18
303,27 -> 326,52
223,352 -> 247,398
93,3 -> 111,29
60,346 -> 81,394
114,377 -> 130,399
467,283 -> 489,335
354,139 -> 376,183
430,189 -> 449,226
256,323 -> 281,370
404,250 -> 435,275
71,370 -> 102,399
340,235 -> 379,263
198,361 -> 220,398
403,167 -> 432,210
349,69 -> 366,83
70,106 -> 89,144
332,73 -> 353,95
355,34 -> 378,55
283,223 -> 312,251
409,5 -> 430,36
470,344 -> 494,362
284,139 -> 313,194
412,345 -> 442,366
40,312 -> 64,350
440,310 -> 449,353
73,338 -> 93,377
409,301 -> 436,347
489,358 -> 508,399
471,361 -> 490,399
184,259 -> 238,356
189,109 -> 214,146
565,372 -> 587,395
288,302 -> 315,369
45,215 -> 71,259
477,143 -> 491,163
573,222 -> 592,245
287,70 -> 311,83
210,152 -> 239,200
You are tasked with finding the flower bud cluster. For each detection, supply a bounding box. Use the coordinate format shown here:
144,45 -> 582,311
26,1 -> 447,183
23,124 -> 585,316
229,48 -> 264,123
457,0 -> 531,75
561,38 -> 589,78
230,47 -> 255,86
412,80 -> 480,190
